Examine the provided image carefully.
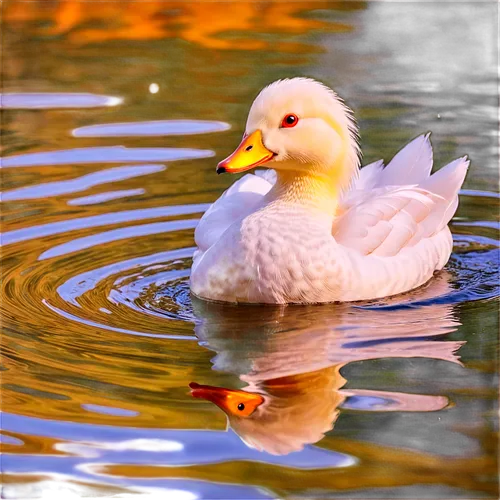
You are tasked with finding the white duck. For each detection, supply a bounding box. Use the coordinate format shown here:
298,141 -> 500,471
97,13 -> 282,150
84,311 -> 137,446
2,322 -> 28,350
191,78 -> 468,304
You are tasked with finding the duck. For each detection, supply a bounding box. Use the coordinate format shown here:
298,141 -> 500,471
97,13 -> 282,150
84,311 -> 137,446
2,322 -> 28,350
188,280 -> 462,454
190,77 -> 469,304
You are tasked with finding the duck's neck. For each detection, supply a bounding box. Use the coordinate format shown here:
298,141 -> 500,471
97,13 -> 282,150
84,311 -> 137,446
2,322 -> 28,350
266,170 -> 341,218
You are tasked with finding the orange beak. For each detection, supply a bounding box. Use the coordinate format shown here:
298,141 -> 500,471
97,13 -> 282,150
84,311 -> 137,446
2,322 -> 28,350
189,382 -> 264,417
216,130 -> 275,174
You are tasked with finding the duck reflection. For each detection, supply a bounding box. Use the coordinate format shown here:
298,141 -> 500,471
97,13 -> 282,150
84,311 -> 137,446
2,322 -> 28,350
189,273 -> 464,455
190,366 -> 345,455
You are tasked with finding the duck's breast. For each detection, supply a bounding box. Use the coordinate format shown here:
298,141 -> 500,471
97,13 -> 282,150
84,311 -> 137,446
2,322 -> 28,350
192,206 -> 349,304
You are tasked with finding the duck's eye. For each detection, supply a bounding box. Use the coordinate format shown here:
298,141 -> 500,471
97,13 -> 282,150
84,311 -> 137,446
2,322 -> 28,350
237,403 -> 245,411
281,113 -> 299,128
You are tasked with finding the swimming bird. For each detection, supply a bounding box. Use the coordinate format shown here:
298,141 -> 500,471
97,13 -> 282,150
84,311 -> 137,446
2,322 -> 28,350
190,78 -> 469,304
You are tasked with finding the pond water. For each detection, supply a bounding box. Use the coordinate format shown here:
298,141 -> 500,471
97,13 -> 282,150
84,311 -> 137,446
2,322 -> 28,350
1,2 -> 498,498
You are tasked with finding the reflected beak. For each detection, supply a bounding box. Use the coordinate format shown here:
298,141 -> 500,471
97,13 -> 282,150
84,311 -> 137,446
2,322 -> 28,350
189,382 -> 231,407
216,130 -> 275,174
189,382 -> 264,417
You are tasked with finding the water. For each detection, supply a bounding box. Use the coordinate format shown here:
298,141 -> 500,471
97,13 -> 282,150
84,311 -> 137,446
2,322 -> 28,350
1,2 -> 498,498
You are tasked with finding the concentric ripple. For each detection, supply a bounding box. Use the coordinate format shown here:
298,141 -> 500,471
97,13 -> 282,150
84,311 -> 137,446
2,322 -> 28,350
55,246 -> 198,334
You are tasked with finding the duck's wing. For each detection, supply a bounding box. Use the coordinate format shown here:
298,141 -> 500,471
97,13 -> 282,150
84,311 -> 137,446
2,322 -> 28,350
194,170 -> 276,256
334,135 -> 469,256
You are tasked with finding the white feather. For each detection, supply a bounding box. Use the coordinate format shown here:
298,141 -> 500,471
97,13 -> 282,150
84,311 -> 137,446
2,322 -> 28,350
377,133 -> 434,186
355,159 -> 385,191
193,173 -> 272,257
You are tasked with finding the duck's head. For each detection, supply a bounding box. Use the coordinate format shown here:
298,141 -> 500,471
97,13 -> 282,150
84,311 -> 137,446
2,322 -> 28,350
217,78 -> 360,190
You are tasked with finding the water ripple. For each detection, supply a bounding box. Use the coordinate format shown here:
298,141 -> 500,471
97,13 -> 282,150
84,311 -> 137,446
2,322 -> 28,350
72,120 -> 231,137
81,404 -> 140,417
42,299 -> 196,340
1,146 -> 214,168
2,203 -> 209,245
2,413 -> 355,471
1,164 -> 165,202
57,248 -> 195,307
38,220 -> 199,260
0,93 -> 123,109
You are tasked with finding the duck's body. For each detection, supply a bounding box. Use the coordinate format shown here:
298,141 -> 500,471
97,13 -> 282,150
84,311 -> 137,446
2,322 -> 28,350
190,78 -> 468,304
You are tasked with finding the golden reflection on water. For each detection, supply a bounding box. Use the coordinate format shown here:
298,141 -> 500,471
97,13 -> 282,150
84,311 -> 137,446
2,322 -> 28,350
105,448 -> 495,497
5,1 -> 360,49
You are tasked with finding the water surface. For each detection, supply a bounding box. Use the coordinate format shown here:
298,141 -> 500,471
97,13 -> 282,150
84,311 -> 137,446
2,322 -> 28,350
1,2 -> 498,499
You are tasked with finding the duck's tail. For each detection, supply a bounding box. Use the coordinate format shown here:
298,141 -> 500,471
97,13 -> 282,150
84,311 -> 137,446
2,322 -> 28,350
420,155 -> 470,229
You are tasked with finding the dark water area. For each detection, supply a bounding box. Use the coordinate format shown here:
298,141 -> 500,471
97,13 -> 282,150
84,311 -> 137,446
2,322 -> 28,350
1,2 -> 498,498
314,0 -> 500,178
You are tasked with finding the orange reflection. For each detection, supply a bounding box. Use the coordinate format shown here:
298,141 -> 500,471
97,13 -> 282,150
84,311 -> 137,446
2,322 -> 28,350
4,1 -> 362,49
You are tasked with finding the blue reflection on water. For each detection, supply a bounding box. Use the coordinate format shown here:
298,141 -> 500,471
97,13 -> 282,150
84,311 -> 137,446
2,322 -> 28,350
0,93 -> 123,109
81,404 -> 140,417
2,413 -> 356,478
72,120 -> 230,137
1,146 -> 214,168
2,165 -> 165,201
2,413 -> 356,469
